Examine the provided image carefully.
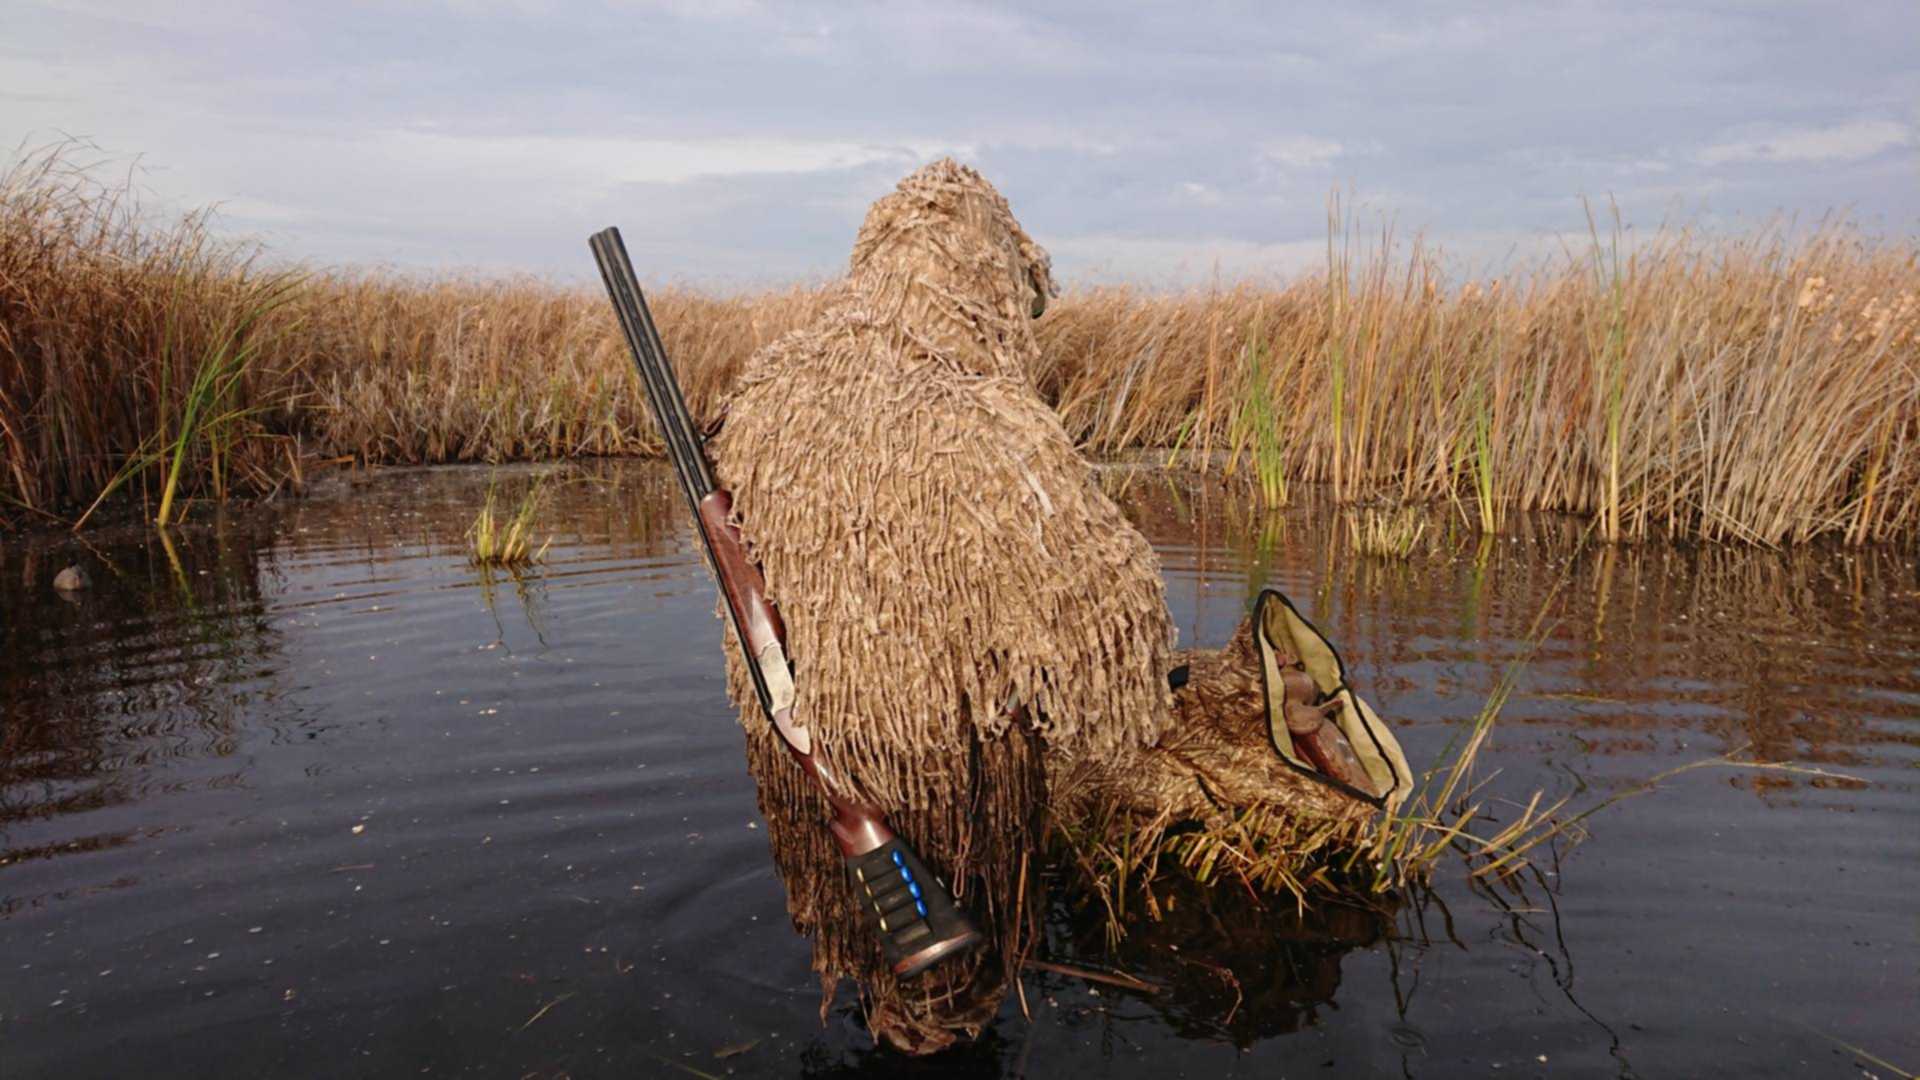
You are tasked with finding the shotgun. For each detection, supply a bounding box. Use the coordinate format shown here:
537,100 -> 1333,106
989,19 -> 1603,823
589,227 -> 983,979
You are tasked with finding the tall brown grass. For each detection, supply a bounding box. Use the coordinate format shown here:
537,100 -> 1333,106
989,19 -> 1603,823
0,148 -> 306,524
4,148 -> 1916,544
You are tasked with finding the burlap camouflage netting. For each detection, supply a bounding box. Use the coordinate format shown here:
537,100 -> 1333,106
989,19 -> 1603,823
714,159 -> 1178,805
710,158 -> 1176,1049
706,160 -> 1388,1052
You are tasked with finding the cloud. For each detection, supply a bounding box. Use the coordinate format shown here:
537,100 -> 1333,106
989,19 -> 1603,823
1699,119 -> 1915,166
1259,136 -> 1349,171
371,130 -> 965,188
1055,232 -> 1329,285
1174,181 -> 1223,206
4,2 -> 1917,282
1054,225 -> 1614,288
1503,148 -> 1673,177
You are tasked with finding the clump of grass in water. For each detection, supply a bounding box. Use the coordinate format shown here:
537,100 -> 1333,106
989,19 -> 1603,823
1347,505 -> 1428,559
469,475 -> 553,567
1054,800 -> 1364,950
1058,661 -> 1543,942
1358,643 -> 1537,892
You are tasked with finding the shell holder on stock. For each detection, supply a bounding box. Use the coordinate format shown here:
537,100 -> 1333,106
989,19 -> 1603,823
850,840 -> 982,979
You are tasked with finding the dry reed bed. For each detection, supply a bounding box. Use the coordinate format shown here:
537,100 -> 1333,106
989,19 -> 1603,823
4,149 -> 1916,544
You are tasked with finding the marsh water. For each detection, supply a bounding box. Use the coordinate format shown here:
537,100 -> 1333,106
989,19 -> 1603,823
2,462 -> 1915,1079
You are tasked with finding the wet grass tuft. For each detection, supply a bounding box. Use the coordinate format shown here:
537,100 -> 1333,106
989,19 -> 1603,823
468,474 -> 552,567
1346,506 -> 1428,559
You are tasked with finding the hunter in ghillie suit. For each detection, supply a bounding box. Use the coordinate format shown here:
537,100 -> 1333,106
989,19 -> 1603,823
708,159 -> 1409,1052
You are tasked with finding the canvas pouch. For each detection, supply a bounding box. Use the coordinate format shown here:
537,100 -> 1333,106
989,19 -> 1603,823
1253,588 -> 1413,810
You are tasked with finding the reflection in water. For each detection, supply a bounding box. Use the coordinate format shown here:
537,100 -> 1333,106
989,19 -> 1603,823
474,565 -> 552,652
1,462 -> 1914,1078
1,517 -> 286,875
1385,871 -> 1638,1078
0,463 -> 683,894
1055,873 -> 1388,1048
1126,479 -> 1920,791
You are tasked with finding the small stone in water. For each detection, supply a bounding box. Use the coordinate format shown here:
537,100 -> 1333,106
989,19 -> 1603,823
52,565 -> 90,592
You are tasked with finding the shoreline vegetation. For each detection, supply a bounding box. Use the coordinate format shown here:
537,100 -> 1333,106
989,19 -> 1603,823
5,147 -> 1916,545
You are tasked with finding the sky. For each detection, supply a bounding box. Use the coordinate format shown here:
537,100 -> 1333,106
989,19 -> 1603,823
4,1 -> 1916,288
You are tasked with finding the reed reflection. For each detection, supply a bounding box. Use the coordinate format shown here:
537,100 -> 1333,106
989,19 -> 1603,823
1132,478 -> 1918,789
1,516 -> 284,866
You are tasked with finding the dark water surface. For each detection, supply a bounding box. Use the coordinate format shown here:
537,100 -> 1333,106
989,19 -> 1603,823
3,463 -> 1915,1078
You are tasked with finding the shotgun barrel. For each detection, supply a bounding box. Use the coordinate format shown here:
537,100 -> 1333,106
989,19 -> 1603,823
588,227 -> 982,978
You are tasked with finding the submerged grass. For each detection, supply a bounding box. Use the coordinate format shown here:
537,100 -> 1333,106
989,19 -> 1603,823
6,145 -> 1918,545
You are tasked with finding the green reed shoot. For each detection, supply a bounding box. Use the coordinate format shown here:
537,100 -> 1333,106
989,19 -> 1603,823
1470,387 -> 1499,534
1225,324 -> 1288,506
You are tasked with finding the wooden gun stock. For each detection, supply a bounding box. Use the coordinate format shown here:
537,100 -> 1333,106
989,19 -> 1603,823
694,491 -> 897,856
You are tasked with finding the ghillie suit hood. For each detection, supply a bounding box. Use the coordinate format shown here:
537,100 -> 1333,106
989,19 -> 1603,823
710,159 -> 1174,1050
